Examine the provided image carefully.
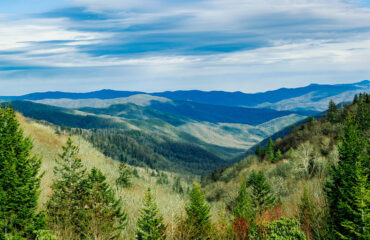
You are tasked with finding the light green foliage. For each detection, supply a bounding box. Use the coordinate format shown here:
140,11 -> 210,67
233,178 -> 254,220
81,168 -> 127,239
116,161 -> 132,188
0,105 -> 44,238
247,171 -> 276,216
265,218 -> 307,240
184,182 -> 212,240
46,138 -> 87,236
35,230 -> 58,240
136,188 -> 166,240
275,149 -> 282,162
47,139 -> 127,239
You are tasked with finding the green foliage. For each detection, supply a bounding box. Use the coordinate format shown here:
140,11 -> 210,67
35,230 -> 57,240
266,138 -> 275,162
327,100 -> 338,123
156,172 -> 169,185
46,138 -> 87,236
0,105 -> 44,238
184,182 -> 212,239
172,177 -> 184,194
47,139 -> 127,239
247,171 -> 276,216
136,188 -> 166,240
265,218 -> 307,240
80,168 -> 127,239
297,188 -> 329,240
232,178 -> 256,239
325,117 -> 369,239
116,161 -> 132,188
274,149 -> 282,162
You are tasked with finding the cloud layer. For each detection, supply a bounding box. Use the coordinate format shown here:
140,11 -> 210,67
1,0 -> 370,94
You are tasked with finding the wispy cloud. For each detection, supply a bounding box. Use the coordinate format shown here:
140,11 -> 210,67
0,0 -> 370,94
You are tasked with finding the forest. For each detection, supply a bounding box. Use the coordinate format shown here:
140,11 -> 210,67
0,93 -> 369,239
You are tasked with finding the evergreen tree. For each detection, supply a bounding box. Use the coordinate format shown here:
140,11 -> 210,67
172,177 -> 184,194
355,94 -> 370,131
265,138 -> 275,162
247,171 -> 276,216
233,178 -> 255,239
0,105 -> 44,238
46,138 -> 87,237
325,117 -> 369,239
274,149 -> 282,162
81,168 -> 127,239
116,161 -> 132,188
327,100 -> 338,123
255,145 -> 264,158
184,182 -> 212,239
136,188 -> 166,240
353,94 -> 359,104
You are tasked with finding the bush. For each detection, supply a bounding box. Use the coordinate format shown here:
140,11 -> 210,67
265,218 -> 307,240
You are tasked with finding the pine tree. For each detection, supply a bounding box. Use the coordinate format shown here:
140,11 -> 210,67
0,105 -> 44,238
184,182 -> 212,240
172,177 -> 184,194
233,178 -> 255,239
265,138 -> 275,162
325,117 -> 369,239
46,137 -> 87,238
255,145 -> 264,158
247,170 -> 276,216
81,168 -> 127,239
136,188 -> 166,240
274,149 -> 282,162
116,161 -> 132,188
327,100 -> 338,123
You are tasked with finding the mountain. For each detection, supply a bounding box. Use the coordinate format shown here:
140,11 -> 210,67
6,100 -> 306,174
2,80 -> 369,112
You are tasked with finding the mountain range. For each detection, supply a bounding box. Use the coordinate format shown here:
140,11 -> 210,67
1,80 -> 369,174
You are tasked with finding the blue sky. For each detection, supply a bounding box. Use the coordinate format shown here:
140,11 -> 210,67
0,0 -> 370,95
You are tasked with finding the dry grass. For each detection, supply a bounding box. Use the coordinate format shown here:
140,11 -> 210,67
18,114 -> 189,239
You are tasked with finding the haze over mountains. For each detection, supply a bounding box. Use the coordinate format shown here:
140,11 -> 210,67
1,80 -> 369,174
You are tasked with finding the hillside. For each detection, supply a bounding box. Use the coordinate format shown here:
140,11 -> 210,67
17,113 -> 191,239
7,100 -> 306,174
203,93 -> 370,225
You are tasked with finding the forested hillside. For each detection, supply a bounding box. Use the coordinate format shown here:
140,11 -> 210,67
0,93 -> 368,239
7,100 -> 305,174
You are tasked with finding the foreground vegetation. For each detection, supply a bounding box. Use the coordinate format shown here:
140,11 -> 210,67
0,93 -> 369,239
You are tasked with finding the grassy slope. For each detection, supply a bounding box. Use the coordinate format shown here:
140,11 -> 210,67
18,114 -> 189,239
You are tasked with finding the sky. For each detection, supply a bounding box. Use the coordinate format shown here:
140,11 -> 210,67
0,0 -> 370,95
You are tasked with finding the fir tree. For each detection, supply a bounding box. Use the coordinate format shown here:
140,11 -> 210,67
255,145 -> 264,158
274,149 -> 282,162
327,100 -> 338,123
265,138 -> 275,162
247,170 -> 276,216
81,168 -> 127,239
0,105 -> 44,238
172,177 -> 184,194
233,178 -> 255,239
46,138 -> 87,237
185,182 -> 212,239
116,161 -> 132,188
136,188 -> 166,240
325,117 -> 369,239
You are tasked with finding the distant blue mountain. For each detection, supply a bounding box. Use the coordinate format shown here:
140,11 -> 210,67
1,80 -> 369,108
